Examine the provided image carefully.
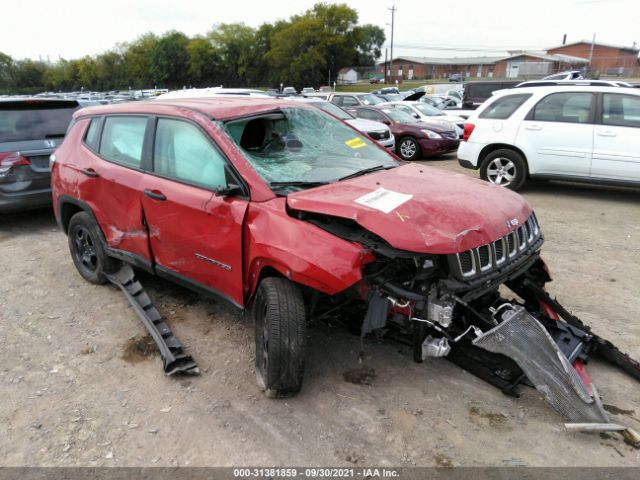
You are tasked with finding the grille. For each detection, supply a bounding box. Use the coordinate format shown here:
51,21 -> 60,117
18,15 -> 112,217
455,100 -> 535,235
454,212 -> 542,279
369,130 -> 390,140
473,306 -> 609,423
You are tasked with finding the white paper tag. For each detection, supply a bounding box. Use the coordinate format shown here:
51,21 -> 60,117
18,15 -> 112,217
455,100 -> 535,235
354,187 -> 413,214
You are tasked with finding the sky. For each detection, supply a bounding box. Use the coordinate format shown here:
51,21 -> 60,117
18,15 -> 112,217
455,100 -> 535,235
2,0 -> 638,61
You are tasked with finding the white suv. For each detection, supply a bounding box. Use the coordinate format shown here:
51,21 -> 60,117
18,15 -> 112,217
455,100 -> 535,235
457,85 -> 640,190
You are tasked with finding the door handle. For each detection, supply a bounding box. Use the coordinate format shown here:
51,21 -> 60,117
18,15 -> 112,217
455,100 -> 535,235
524,125 -> 542,131
596,130 -> 617,137
144,189 -> 166,201
81,168 -> 99,178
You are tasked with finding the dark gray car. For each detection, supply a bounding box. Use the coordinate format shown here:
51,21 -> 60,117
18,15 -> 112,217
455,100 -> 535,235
0,99 -> 78,213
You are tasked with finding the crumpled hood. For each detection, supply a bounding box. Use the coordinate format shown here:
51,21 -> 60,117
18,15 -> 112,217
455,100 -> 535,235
286,163 -> 533,254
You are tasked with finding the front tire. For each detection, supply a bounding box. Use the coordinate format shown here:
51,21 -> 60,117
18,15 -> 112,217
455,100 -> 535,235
252,277 -> 306,398
480,149 -> 527,191
67,212 -> 118,284
396,136 -> 421,161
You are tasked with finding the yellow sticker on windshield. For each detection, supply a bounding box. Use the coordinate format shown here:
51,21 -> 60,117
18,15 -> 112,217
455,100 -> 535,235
345,137 -> 367,149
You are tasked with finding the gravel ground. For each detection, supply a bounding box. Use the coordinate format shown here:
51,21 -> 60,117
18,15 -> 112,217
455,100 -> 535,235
1,155 -> 639,467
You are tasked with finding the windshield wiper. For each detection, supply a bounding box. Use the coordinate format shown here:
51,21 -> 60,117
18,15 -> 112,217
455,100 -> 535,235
338,165 -> 395,182
269,181 -> 329,189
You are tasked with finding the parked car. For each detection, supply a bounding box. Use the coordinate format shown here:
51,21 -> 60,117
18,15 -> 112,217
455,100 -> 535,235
0,98 -> 79,213
542,70 -> 583,80
327,92 -> 385,107
515,79 -> 634,89
301,87 -> 315,94
349,106 -> 459,160
288,97 -> 395,150
457,85 -> 640,190
449,73 -> 464,82
374,93 -> 404,102
282,86 -> 297,96
378,101 -> 466,137
51,96 -> 560,399
318,86 -> 333,92
462,81 -> 520,109
369,77 -> 382,84
371,87 -> 400,95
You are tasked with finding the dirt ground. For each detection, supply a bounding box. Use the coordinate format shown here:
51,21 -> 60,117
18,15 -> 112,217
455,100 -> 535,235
1,155 -> 640,467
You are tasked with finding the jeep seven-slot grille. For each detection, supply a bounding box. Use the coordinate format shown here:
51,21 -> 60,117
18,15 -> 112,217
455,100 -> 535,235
453,213 -> 542,280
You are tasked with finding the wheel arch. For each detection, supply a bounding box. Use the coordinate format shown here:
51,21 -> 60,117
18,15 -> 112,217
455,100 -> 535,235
478,144 -> 530,177
396,135 -> 421,159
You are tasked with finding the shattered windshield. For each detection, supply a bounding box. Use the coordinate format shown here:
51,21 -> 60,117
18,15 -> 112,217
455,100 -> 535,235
312,101 -> 352,120
223,107 -> 398,192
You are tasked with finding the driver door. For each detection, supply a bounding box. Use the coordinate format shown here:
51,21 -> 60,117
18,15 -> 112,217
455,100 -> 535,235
141,117 -> 248,306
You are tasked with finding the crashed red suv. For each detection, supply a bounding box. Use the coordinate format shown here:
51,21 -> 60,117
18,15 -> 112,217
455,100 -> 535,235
51,97 -> 638,415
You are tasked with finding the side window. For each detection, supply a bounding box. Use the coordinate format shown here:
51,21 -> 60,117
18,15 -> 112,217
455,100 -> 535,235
356,109 -> 383,122
154,118 -> 227,190
531,92 -> 593,124
99,116 -> 147,168
480,94 -> 531,119
84,117 -> 102,150
602,94 -> 640,128
341,96 -> 359,107
330,96 -> 343,106
395,104 -> 416,117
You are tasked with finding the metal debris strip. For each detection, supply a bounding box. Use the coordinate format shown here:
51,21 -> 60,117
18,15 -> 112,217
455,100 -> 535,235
472,305 -> 610,425
106,264 -> 199,376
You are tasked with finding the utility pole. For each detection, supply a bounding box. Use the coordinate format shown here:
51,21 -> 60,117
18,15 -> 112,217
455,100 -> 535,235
384,48 -> 388,82
388,5 -> 396,84
588,32 -> 596,74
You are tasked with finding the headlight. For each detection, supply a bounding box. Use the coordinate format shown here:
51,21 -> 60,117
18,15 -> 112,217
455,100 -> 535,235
421,129 -> 442,139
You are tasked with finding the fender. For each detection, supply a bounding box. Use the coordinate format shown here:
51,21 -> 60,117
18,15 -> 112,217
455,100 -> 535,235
243,199 -> 366,303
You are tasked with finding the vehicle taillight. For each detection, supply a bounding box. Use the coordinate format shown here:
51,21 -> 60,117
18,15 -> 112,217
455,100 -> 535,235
462,123 -> 475,142
0,152 -> 30,176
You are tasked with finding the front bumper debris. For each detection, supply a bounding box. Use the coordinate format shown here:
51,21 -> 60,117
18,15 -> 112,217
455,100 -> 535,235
106,264 -> 199,376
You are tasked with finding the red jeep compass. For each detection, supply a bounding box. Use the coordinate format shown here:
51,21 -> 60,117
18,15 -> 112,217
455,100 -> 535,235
51,97 -> 638,410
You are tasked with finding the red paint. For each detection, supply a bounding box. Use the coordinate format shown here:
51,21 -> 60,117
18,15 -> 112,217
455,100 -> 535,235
53,98 -> 534,307
572,359 -> 593,395
288,163 -> 532,254
539,300 -> 560,321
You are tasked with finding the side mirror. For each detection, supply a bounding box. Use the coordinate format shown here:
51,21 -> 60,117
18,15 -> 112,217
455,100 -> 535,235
413,113 -> 420,119
215,164 -> 243,197
215,183 -> 242,197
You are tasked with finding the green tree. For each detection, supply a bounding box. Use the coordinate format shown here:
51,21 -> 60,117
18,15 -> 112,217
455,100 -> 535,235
187,37 -> 220,86
149,31 -> 189,88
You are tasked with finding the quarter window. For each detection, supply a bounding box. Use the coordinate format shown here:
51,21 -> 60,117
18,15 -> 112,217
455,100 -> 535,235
480,94 -> 531,119
84,117 -> 101,150
531,92 -> 593,124
153,118 -> 227,190
602,94 -> 640,128
99,116 -> 147,168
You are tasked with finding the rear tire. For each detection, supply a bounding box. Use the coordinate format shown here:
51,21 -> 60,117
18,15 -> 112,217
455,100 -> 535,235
396,136 -> 421,161
67,212 -> 118,284
252,277 -> 306,398
480,149 -> 527,191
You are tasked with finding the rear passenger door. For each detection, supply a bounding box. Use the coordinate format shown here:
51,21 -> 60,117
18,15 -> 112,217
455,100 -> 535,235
79,115 -> 152,263
516,92 -> 595,177
591,93 -> 640,181
141,117 -> 248,306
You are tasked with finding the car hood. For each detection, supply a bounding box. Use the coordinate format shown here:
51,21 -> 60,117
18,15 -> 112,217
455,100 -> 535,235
346,118 -> 388,133
286,163 -> 532,254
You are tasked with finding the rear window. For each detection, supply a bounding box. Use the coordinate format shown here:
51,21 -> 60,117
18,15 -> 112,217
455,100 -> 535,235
480,94 -> 531,119
0,101 -> 77,143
